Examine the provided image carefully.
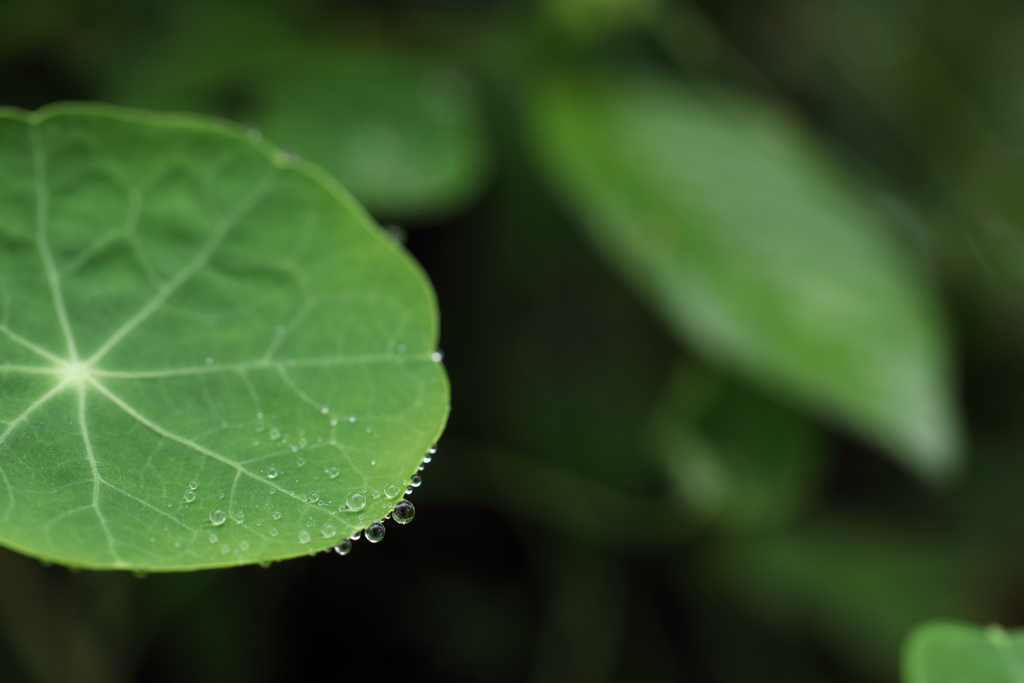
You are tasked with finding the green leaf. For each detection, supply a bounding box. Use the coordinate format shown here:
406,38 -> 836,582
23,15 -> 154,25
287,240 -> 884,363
0,103 -> 448,571
527,68 -> 962,481
649,362 -> 823,532
902,621 -> 1024,683
107,1 -> 490,221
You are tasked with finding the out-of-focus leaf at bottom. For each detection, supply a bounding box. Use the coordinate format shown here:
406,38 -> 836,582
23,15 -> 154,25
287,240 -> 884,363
902,620 -> 1024,683
692,519 -> 1014,679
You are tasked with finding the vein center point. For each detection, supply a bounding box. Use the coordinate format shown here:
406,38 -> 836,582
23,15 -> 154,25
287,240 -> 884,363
60,362 -> 92,384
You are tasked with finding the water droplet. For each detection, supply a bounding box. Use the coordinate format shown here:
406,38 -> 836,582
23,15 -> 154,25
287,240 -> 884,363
205,357 -> 214,366
209,533 -> 218,543
255,422 -> 265,433
346,492 -> 366,511
220,544 -> 231,554
298,438 -> 307,448
372,490 -> 381,499
365,522 -> 386,543
269,428 -> 281,441
291,445 -> 299,452
239,540 -> 250,551
296,457 -> 305,468
184,490 -> 196,503
330,418 -> 338,426
270,488 -> 276,494
326,466 -> 340,478
269,528 -> 278,537
348,415 -> 357,423
418,465 -> 424,471
267,467 -> 278,479
410,475 -> 422,488
298,530 -> 311,544
218,492 -> 225,499
256,412 -> 264,419
422,455 -> 432,464
310,493 -> 320,503
393,500 -> 415,525
232,510 -> 244,524
406,487 -> 414,495
370,459 -> 376,465
396,344 -> 406,354
321,407 -> 329,414
210,509 -> 227,525
350,530 -> 362,541
253,440 -> 260,446
321,523 -> 337,538
429,444 -> 438,454
173,540 -> 181,548
334,540 -> 352,555
384,484 -> 400,498
431,351 -> 443,362
272,511 -> 282,520
189,481 -> 199,490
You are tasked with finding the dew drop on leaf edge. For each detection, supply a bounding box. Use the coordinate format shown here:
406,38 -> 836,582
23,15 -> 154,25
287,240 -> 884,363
393,499 -> 415,525
365,522 -> 385,543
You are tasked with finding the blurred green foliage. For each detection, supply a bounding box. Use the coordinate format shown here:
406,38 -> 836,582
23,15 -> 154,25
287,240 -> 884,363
2,0 -> 1024,680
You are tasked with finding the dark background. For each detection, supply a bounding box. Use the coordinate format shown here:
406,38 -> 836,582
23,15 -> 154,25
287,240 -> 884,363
2,0 -> 1024,681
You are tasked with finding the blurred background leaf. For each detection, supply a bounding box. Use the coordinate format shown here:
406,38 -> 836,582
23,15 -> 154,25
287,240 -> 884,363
527,66 -> 961,482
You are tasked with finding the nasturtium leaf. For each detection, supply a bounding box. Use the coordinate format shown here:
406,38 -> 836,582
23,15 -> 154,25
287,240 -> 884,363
0,103 -> 449,571
902,621 -> 1024,683
528,68 -> 962,482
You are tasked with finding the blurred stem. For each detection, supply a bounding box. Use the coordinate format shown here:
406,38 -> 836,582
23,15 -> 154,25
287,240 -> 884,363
0,550 -> 117,683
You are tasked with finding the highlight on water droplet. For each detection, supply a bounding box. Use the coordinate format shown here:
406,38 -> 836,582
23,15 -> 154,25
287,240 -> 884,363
184,490 -> 196,503
384,484 -> 400,498
267,467 -> 278,479
410,475 -> 422,488
334,539 -> 352,555
393,499 -> 415,525
189,481 -> 199,490
348,415 -> 356,423
350,530 -> 362,541
326,466 -> 340,478
210,509 -> 227,526
365,522 -> 386,543
298,530 -> 311,544
321,406 -> 329,414
321,523 -> 337,538
431,351 -> 443,362
310,493 -> 320,503
346,492 -> 366,511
